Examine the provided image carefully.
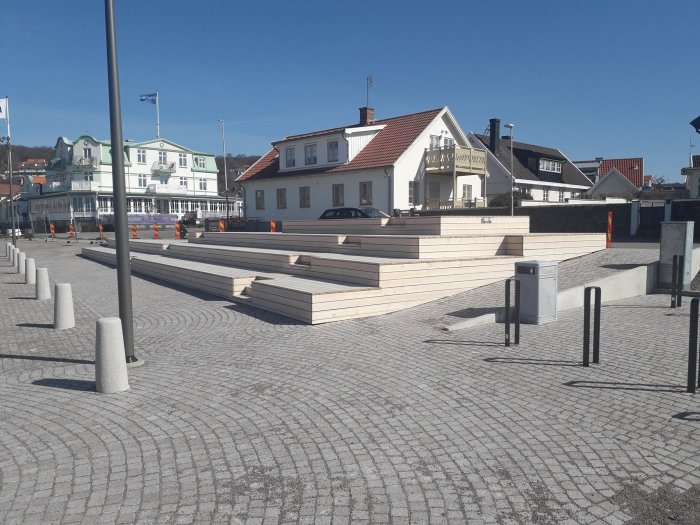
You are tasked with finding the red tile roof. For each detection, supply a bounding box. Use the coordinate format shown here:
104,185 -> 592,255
238,108 -> 443,182
599,158 -> 644,187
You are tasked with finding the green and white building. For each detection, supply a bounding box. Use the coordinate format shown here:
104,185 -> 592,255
29,135 -> 237,231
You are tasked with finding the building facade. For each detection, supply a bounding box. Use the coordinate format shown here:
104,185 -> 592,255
30,136 -> 238,231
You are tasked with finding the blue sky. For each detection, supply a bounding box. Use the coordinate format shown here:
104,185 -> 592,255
4,1 -> 700,180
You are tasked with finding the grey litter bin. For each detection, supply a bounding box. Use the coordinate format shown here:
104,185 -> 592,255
515,260 -> 558,324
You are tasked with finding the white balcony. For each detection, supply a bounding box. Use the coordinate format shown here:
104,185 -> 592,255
425,145 -> 487,176
71,181 -> 99,191
146,183 -> 188,195
73,156 -> 98,169
151,161 -> 177,173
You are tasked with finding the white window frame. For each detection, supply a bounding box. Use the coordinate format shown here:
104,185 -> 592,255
539,159 -> 562,173
332,183 -> 344,207
137,149 -> 146,164
84,172 -> 93,182
327,141 -> 339,163
285,147 -> 296,168
305,144 -> 317,166
359,181 -> 372,206
179,153 -> 187,167
195,157 -> 206,169
83,147 -> 92,159
408,181 -> 419,206
543,189 -> 550,202
158,151 -> 167,165
138,174 -> 148,188
276,188 -> 287,209
255,190 -> 265,210
558,190 -> 565,202
179,176 -> 188,187
299,186 -> 310,208
198,178 -> 207,191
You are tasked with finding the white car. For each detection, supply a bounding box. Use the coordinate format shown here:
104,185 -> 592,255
5,228 -> 21,237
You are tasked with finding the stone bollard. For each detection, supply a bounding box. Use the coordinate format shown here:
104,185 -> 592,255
18,252 -> 26,275
95,317 -> 130,393
54,283 -> 75,330
35,267 -> 51,300
2,242 -> 8,258
25,258 -> 36,285
10,246 -> 15,264
14,251 -> 21,273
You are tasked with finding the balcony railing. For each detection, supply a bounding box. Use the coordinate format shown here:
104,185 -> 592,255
145,183 -> 188,195
425,145 -> 487,175
73,156 -> 98,168
151,161 -> 177,173
71,181 -> 99,191
425,198 -> 486,210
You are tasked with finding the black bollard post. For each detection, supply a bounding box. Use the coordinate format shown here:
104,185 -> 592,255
677,255 -> 684,308
672,255 -> 678,309
583,287 -> 591,367
688,298 -> 699,394
514,279 -> 521,346
505,279 -> 511,347
592,287 -> 602,364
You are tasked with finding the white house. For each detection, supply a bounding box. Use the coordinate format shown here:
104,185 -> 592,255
30,136 -> 237,232
586,167 -> 639,199
237,107 -> 488,221
467,119 -> 592,204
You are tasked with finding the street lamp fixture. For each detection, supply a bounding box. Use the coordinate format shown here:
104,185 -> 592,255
504,123 -> 514,216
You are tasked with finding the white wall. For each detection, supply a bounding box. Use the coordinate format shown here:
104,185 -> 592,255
278,132 -> 349,173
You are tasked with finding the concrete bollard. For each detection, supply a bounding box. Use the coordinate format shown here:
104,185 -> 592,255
14,251 -> 21,273
25,258 -> 36,285
35,267 -> 51,300
9,246 -> 15,264
18,252 -> 26,275
54,283 -> 75,330
95,317 -> 130,393
2,242 -> 8,258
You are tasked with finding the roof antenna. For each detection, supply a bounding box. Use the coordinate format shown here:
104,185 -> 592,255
690,137 -> 696,168
366,74 -> 373,107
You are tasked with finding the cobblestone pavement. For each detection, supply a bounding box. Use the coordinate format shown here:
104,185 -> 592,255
1,240 -> 699,525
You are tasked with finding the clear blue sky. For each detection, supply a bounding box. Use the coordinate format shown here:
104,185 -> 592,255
4,1 -> 700,180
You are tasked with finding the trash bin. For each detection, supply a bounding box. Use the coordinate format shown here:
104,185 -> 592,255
515,260 -> 558,324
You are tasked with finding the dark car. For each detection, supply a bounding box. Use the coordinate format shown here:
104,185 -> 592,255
319,207 -> 390,219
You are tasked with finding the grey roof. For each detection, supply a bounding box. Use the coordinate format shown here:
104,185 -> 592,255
474,134 -> 592,187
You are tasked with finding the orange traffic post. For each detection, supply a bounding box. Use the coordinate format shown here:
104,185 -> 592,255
270,219 -> 277,232
218,219 -> 225,232
131,224 -> 137,239
98,223 -> 104,240
153,223 -> 160,240
175,222 -> 181,240
606,211 -> 613,249
50,223 -> 55,239
68,223 -> 75,239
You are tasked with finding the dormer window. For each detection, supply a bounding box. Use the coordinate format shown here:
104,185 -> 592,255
305,144 -> 317,166
539,159 -> 562,173
285,147 -> 296,168
327,141 -> 338,163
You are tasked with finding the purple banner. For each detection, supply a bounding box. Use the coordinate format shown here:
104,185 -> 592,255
100,213 -> 178,225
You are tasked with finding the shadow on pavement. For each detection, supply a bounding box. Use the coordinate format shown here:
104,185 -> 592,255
671,412 -> 700,422
564,380 -> 685,393
32,378 -> 95,391
424,339 -> 502,347
1,353 -> 93,365
484,357 -> 581,367
16,323 -> 54,329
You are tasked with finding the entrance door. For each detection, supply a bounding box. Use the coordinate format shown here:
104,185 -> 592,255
157,199 -> 169,214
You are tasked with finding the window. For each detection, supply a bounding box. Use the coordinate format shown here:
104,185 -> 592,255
543,189 -> 549,202
285,147 -> 296,168
159,175 -> 168,184
539,159 -> 562,173
83,172 -> 93,182
83,147 -> 92,159
138,174 -> 148,187
179,176 -> 188,187
430,135 -> 441,150
305,144 -> 317,166
276,188 -> 287,209
299,186 -> 310,208
255,190 -> 265,210
359,181 -> 372,206
158,151 -> 167,165
137,149 -> 146,164
198,178 -> 207,191
444,137 -> 455,147
327,141 -> 339,163
461,184 -> 472,202
195,157 -> 206,168
558,190 -> 565,202
408,181 -> 419,206
332,183 -> 344,207
179,153 -> 187,167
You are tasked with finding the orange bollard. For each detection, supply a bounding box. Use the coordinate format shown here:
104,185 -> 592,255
606,211 -> 613,249
218,219 -> 225,232
131,224 -> 137,239
270,219 -> 277,232
98,223 -> 104,240
153,223 -> 160,240
69,223 -> 75,239
175,222 -> 181,240
50,223 -> 55,239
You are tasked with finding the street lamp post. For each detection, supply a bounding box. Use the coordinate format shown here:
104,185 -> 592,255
218,119 -> 229,219
505,123 -> 514,216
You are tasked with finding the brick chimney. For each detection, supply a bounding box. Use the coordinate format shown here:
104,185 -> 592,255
359,107 -> 375,126
489,118 -> 500,153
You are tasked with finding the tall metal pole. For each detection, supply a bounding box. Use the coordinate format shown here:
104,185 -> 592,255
155,91 -> 160,139
4,97 -> 16,246
104,0 -> 137,363
219,119 -> 229,219
505,123 -> 514,216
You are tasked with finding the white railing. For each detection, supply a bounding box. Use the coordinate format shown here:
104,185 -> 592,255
425,145 -> 487,175
425,198 -> 486,210
145,183 -> 188,195
151,161 -> 177,173
71,181 -> 99,191
73,156 -> 98,167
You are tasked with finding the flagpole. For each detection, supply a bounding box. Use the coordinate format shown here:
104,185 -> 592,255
156,91 -> 160,139
4,97 -> 16,246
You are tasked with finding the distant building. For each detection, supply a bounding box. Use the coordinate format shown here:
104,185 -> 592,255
585,168 -> 639,199
29,136 -> 239,232
573,157 -> 644,188
682,154 -> 700,198
469,119 -> 592,204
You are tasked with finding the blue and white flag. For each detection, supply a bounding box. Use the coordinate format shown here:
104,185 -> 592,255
139,93 -> 157,104
0,98 -> 6,119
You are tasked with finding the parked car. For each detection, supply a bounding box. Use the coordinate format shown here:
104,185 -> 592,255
5,228 -> 21,237
319,207 -> 390,219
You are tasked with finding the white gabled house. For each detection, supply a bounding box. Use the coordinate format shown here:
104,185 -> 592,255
237,106 -> 488,221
